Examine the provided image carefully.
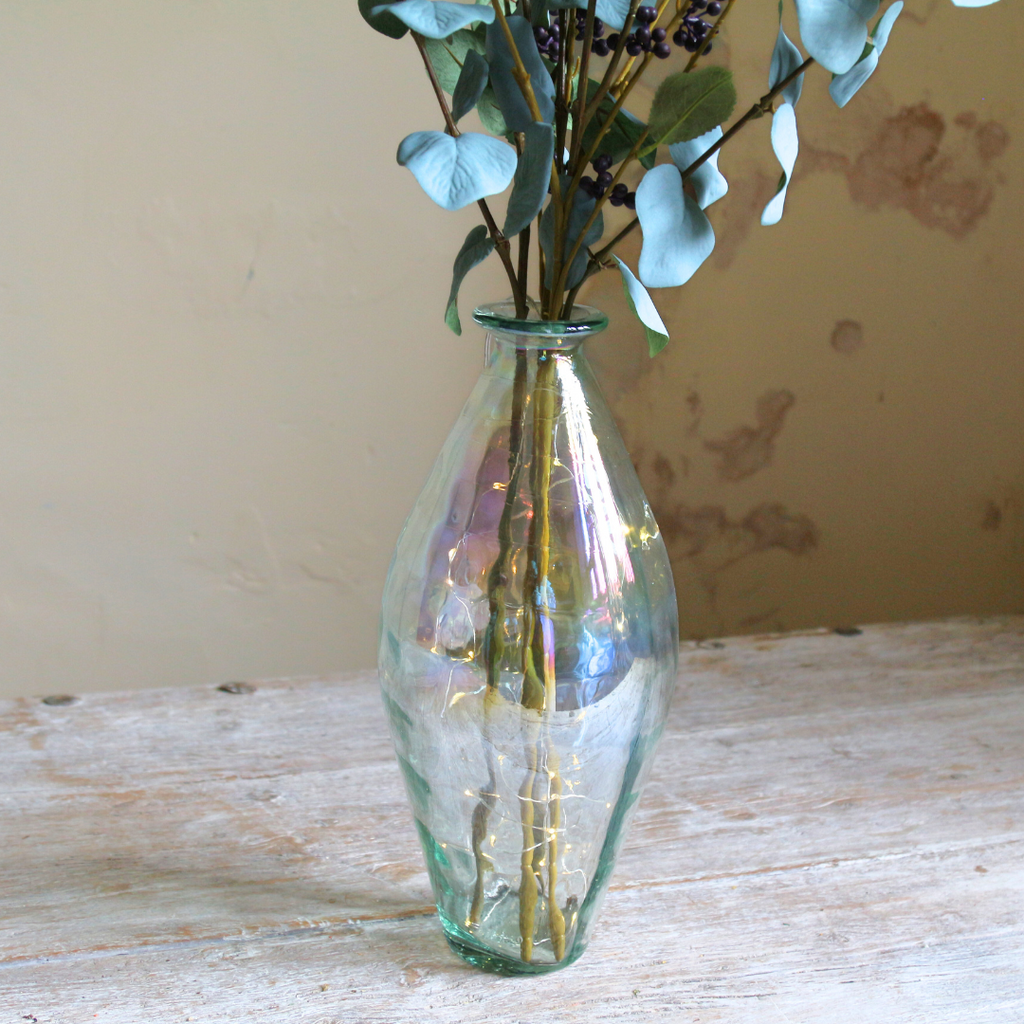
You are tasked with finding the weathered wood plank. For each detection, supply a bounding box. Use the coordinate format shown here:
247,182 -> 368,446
1,617 -> 1022,1021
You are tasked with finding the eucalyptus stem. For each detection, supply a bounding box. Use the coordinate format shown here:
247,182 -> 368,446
586,55 -> 816,271
683,0 -> 737,72
412,32 -> 527,316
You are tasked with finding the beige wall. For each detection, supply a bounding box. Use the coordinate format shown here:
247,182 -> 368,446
0,1 -> 1019,698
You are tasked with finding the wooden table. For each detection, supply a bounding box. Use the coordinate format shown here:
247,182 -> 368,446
3,617 -> 1023,1022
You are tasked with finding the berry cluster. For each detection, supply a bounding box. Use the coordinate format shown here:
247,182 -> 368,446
534,1 -> 720,61
579,153 -> 636,208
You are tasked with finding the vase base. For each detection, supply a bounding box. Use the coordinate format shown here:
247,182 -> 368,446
439,914 -> 586,975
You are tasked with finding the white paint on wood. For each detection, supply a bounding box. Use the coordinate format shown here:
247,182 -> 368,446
2,617 -> 1023,1021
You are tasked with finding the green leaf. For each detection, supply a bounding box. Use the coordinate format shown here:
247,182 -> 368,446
358,0 -> 408,39
486,15 -> 556,133
452,49 -> 490,122
583,80 -> 655,170
645,66 -> 737,152
445,225 -> 495,334
422,27 -> 487,93
503,122 -> 555,238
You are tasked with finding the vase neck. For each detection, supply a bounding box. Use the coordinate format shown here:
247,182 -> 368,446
473,300 -> 608,354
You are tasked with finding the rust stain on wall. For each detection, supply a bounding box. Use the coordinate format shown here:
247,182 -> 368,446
802,103 -> 1009,238
658,500 -> 819,574
831,319 -> 864,354
704,389 -> 795,481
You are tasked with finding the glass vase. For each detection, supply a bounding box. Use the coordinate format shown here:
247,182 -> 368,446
378,301 -> 678,974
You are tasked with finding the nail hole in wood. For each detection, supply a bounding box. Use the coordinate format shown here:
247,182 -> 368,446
834,626 -> 863,636
218,682 -> 256,695
41,695 -> 80,706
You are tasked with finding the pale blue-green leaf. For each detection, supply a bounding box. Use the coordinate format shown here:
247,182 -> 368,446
871,0 -> 903,49
769,23 -> 805,107
951,0 -> 1000,6
635,164 -> 715,289
614,257 -> 670,357
539,183 -> 604,290
793,0 -> 879,73
761,102 -> 799,226
371,0 -> 495,38
547,0 -> 631,30
645,66 -> 737,151
359,0 -> 408,38
829,48 -> 877,107
668,126 -> 727,210
503,122 -> 555,238
452,49 -> 490,122
445,225 -> 495,335
397,131 -> 517,211
486,16 -> 556,133
829,2 -> 901,108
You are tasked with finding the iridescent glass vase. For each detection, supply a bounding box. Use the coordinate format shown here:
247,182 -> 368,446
378,302 -> 678,973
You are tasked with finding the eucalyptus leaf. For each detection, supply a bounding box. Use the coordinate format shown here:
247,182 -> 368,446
761,102 -> 799,226
422,28 -> 486,93
636,164 -> 715,289
476,86 -> 509,135
371,0 -> 495,39
397,130 -> 517,210
547,0 -> 632,31
446,225 -> 495,334
769,23 -> 805,107
583,80 -> 656,169
645,66 -> 737,153
359,0 -> 408,39
829,1 -> 903,107
668,126 -> 727,210
487,15 -> 556,133
452,49 -> 490,122
793,0 -> 880,74
503,122 -> 555,238
539,182 -> 604,289
614,257 -> 670,357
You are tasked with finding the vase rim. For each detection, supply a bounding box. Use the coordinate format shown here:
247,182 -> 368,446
473,300 -> 608,342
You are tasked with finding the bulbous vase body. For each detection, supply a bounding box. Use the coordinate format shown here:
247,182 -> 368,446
378,303 -> 678,973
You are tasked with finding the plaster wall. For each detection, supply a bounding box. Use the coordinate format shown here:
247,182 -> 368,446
0,1 -> 1019,698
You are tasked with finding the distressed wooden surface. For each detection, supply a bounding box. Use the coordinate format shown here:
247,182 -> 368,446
2,617 -> 1023,1023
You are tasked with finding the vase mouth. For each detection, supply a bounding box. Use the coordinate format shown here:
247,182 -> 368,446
473,300 -> 608,345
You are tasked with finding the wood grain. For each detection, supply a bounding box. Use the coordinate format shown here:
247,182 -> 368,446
2,617 -> 1022,1022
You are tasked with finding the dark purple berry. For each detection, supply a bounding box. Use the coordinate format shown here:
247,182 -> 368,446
534,26 -> 550,43
654,40 -> 671,57
634,24 -> 651,44
607,31 -> 620,47
651,26 -> 666,41
592,37 -> 610,55
683,36 -> 699,51
673,27 -> 686,45
609,193 -> 625,207
706,1 -> 721,13
593,153 -> 613,172
596,170 -> 613,188
636,5 -> 658,23
593,17 -> 604,35
625,37 -> 643,55
612,182 -> 629,198
576,29 -> 585,40
550,21 -> 561,36
624,191 -> 636,210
